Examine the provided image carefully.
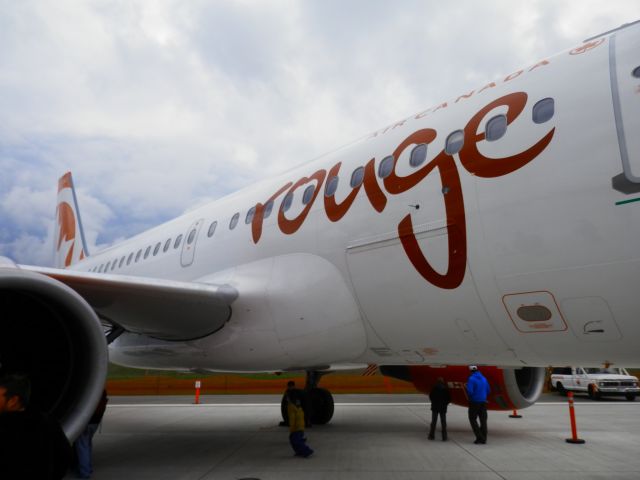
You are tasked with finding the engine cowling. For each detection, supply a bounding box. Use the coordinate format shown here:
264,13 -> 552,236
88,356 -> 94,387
0,262 -> 108,440
380,365 -> 545,410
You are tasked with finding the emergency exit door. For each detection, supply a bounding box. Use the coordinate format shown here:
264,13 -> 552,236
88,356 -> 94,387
180,218 -> 204,267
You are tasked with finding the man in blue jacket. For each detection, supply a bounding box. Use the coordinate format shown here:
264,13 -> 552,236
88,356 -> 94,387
466,366 -> 490,444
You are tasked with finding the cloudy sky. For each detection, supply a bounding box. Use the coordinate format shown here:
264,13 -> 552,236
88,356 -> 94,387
1,0 -> 639,266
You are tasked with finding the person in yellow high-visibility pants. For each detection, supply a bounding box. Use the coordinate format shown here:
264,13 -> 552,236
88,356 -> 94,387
286,385 -> 314,458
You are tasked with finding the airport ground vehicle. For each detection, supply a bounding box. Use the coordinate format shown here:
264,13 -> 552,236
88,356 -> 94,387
551,367 -> 640,400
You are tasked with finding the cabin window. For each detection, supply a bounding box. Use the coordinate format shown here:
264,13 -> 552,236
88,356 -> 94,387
187,229 -> 197,244
127,253 -> 134,265
98,264 -> 104,273
135,249 -> 142,262
445,130 -> 464,155
409,144 -> 428,167
485,114 -> 508,142
378,155 -> 394,178
302,185 -> 315,205
119,256 -> 126,268
281,192 -> 294,212
263,200 -> 274,219
532,97 -> 554,124
350,166 -> 365,188
245,207 -> 256,224
153,242 -> 161,255
174,235 -> 182,249
229,213 -> 239,230
111,260 -> 117,271
325,176 -> 339,197
104,261 -> 110,271
207,221 -> 217,237
144,246 -> 151,259
163,238 -> 171,252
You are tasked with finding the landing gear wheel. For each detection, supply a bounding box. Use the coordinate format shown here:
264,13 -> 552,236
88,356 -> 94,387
588,385 -> 601,400
626,393 -> 636,401
556,382 -> 567,396
280,396 -> 289,424
309,387 -> 334,425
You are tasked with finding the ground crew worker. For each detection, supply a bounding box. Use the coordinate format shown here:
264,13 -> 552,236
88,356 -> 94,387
286,387 -> 314,458
466,365 -> 491,444
74,388 -> 108,478
428,377 -> 451,441
280,380 -> 312,427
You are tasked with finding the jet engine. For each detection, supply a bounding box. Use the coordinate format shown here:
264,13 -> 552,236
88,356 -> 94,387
380,365 -> 546,410
0,261 -> 108,440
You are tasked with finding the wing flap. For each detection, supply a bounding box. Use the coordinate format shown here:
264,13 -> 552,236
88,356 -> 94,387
22,266 -> 238,341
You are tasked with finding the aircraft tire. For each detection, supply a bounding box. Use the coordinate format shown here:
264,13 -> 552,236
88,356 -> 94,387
280,396 -> 288,424
310,387 -> 334,425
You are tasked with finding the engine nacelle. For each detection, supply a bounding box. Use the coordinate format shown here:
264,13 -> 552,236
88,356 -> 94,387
380,365 -> 545,410
0,262 -> 108,440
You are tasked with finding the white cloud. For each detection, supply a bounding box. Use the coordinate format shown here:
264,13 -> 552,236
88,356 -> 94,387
1,0 -> 639,265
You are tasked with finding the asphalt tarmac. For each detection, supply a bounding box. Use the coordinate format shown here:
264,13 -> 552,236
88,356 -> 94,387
65,393 -> 640,479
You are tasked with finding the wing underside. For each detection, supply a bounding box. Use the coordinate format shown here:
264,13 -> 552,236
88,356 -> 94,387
22,265 -> 238,341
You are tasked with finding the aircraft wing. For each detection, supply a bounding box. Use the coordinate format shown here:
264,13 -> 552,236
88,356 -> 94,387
21,265 -> 238,341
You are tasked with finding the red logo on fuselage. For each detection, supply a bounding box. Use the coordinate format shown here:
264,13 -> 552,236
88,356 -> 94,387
570,38 -> 605,55
251,92 -> 555,290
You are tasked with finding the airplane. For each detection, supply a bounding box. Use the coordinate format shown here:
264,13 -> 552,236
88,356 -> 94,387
1,19 -> 640,440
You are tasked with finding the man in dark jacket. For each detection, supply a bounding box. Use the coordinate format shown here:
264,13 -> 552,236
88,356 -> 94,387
466,366 -> 491,444
428,377 -> 451,441
0,374 -> 71,479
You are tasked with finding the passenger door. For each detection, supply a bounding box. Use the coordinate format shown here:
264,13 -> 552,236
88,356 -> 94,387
611,27 -> 640,186
180,218 -> 204,267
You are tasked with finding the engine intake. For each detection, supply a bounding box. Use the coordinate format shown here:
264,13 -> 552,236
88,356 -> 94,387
0,264 -> 108,440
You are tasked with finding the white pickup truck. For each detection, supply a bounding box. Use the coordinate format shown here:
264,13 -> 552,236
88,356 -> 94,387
551,367 -> 639,400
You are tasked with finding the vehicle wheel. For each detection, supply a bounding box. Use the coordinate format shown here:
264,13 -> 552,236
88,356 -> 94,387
626,394 -> 636,401
556,382 -> 567,396
588,385 -> 601,400
309,387 -> 334,425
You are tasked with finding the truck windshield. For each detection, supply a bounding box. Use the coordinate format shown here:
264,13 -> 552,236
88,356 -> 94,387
583,368 -> 627,375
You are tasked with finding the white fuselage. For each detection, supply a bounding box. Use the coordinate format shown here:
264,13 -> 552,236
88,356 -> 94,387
74,26 -> 640,372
